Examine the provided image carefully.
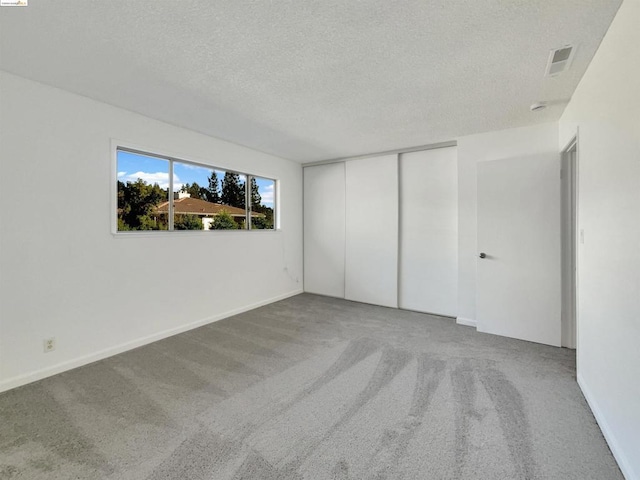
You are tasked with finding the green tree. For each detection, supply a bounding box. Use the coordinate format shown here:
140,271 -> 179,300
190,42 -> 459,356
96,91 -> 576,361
250,209 -> 274,229
251,216 -> 269,229
181,182 -> 207,200
221,172 -> 245,208
117,179 -> 168,230
248,178 -> 275,229
250,177 -> 261,209
211,210 -> 239,230
263,207 -> 274,228
117,217 -> 131,231
174,214 -> 203,230
138,214 -> 160,230
206,171 -> 221,204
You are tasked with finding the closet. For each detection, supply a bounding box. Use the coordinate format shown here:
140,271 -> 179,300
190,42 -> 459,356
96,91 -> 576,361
304,147 -> 457,317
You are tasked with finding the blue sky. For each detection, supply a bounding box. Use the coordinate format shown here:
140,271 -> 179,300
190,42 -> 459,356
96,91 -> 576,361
117,150 -> 274,207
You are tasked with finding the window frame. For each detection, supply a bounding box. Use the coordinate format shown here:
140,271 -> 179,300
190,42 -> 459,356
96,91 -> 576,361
112,142 -> 278,235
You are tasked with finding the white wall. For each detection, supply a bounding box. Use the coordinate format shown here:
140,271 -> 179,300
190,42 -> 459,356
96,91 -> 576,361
456,122 -> 559,326
303,163 -> 345,298
0,71 -> 303,392
345,154 -> 398,308
559,1 -> 640,478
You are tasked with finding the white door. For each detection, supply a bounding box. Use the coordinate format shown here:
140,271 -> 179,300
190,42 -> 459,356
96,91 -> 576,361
304,163 -> 346,298
399,147 -> 458,317
477,155 -> 561,346
345,154 -> 398,308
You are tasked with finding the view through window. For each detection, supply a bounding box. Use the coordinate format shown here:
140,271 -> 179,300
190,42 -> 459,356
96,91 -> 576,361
250,176 -> 275,230
116,149 -> 276,232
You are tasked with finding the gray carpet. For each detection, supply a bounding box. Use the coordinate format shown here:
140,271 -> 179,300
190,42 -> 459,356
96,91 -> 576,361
0,294 -> 622,479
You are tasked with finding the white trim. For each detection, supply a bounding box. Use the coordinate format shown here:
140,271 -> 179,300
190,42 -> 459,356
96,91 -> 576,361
574,127 -> 581,372
303,290 -> 345,300
560,137 -> 578,349
112,228 -> 283,239
111,138 -> 119,234
577,374 -> 636,480
168,158 -> 175,231
456,317 -> 477,328
0,289 -> 303,394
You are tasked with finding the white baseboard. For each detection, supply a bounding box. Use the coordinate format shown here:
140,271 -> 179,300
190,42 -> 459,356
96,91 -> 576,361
456,317 -> 477,328
0,289 -> 303,394
578,373 -> 636,480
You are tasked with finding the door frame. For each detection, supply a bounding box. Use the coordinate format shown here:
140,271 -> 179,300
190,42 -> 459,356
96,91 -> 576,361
561,135 -> 579,349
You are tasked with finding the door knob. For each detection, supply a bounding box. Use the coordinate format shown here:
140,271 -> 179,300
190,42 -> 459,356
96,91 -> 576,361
479,252 -> 487,259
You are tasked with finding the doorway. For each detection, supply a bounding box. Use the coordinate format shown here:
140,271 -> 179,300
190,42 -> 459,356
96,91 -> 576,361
561,139 -> 578,349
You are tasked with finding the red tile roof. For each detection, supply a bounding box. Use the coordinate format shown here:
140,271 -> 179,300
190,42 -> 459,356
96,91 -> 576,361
155,197 -> 263,217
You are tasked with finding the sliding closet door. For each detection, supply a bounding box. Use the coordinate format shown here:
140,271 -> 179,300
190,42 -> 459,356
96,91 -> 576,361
345,154 -> 398,308
399,147 -> 458,317
303,163 -> 346,297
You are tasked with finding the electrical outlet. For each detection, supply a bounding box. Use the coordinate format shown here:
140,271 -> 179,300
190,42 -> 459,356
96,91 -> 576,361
43,337 -> 56,353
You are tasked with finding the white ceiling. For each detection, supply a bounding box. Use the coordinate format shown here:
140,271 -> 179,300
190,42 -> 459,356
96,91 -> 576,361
0,1 -> 622,162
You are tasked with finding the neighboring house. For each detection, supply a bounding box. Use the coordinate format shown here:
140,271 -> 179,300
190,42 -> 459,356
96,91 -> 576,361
155,192 -> 264,229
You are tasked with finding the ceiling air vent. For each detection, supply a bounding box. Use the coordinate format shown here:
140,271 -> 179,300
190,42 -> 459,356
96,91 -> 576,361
545,45 -> 575,77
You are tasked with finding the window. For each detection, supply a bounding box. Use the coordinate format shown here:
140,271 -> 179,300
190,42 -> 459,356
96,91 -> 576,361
117,150 -> 170,231
116,147 -> 276,232
250,176 -> 275,230
171,163 -> 247,230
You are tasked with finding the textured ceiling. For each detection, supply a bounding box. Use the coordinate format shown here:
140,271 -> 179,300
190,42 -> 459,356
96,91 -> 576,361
0,0 -> 622,162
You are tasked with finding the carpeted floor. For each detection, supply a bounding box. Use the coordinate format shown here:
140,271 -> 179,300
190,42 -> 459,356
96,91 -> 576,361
0,294 -> 623,479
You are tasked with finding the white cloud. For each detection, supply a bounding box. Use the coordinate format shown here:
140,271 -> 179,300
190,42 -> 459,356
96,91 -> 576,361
122,171 -> 182,191
180,163 -> 201,170
260,184 -> 274,206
